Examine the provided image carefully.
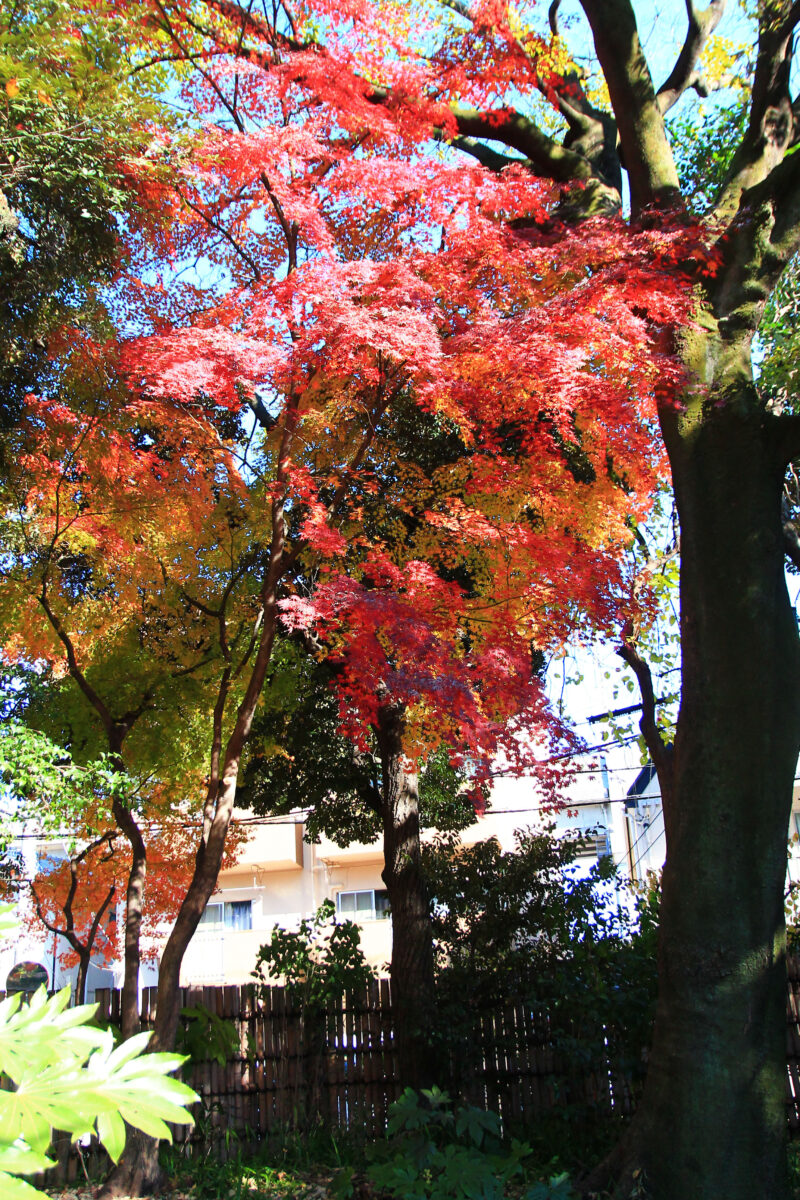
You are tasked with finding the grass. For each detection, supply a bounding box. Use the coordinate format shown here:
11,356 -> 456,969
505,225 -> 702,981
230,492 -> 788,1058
162,1124 -> 365,1199
161,1126 -> 800,1200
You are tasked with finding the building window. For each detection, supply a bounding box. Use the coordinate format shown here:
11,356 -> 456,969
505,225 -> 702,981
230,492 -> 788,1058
198,900 -> 252,930
336,889 -> 391,921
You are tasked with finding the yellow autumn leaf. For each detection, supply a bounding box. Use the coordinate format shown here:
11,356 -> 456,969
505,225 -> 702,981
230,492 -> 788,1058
37,89 -> 52,106
701,35 -> 749,91
5,78 -> 20,98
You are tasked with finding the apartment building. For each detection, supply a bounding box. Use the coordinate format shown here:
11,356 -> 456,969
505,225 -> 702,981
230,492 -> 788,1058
0,755 -> 632,996
177,758 -> 625,986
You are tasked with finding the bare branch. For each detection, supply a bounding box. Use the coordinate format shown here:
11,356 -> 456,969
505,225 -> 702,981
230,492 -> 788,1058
177,187 -> 262,282
450,104 -> 594,182
447,135 -> 522,172
247,394 -> 278,429
618,628 -> 673,789
438,0 -> 472,20
717,1 -> 796,219
199,0 -> 304,50
656,1 -> 727,114
578,0 -> 680,214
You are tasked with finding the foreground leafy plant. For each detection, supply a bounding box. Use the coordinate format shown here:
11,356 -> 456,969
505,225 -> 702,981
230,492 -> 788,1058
0,905 -> 197,1198
362,1087 -> 573,1200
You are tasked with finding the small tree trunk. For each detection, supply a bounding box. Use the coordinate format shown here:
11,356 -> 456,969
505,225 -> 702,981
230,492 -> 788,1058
99,593 -> 282,1198
597,401 -> 800,1200
113,798 -> 147,1041
74,949 -> 91,1007
98,783 -> 237,1197
375,703 -> 439,1092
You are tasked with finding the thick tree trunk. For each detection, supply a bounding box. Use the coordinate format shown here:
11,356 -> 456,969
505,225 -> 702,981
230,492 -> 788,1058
374,703 -> 439,1092
597,402 -> 800,1200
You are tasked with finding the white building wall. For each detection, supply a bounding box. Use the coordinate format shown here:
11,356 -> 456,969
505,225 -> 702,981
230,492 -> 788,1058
3,753 -> 668,996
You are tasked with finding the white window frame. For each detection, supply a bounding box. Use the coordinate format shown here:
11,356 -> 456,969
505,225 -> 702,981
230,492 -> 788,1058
335,889 -> 391,922
198,899 -> 253,931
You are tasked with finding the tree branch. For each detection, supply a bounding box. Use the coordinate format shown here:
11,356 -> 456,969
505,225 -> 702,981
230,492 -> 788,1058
37,587 -> 114,735
446,135 -> 522,172
656,0 -> 727,114
783,522 -> 800,570
712,147 -> 800,336
85,885 -> 117,966
247,394 -> 277,430
438,0 -> 472,20
578,0 -> 681,214
176,186 -> 262,283
618,632 -> 673,789
449,103 -> 595,182
717,0 -> 796,220
199,0 -> 304,51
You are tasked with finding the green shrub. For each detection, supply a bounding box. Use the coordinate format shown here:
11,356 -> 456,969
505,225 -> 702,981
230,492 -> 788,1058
360,1087 -> 575,1200
176,1004 -> 240,1067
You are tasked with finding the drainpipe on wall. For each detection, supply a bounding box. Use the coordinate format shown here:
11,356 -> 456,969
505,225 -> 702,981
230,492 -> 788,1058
624,808 -> 638,885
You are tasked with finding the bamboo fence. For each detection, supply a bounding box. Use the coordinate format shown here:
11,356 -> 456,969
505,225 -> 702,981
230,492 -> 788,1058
15,956 -> 800,1182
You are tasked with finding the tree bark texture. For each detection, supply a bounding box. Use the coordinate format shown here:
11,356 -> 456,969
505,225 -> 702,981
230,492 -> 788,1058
74,950 -> 91,1008
594,395 -> 800,1200
375,703 -> 440,1092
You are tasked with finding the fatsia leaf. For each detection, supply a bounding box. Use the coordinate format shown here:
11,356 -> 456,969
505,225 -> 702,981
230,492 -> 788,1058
95,1111 -> 126,1164
0,1144 -> 54,1176
0,1171 -> 47,1200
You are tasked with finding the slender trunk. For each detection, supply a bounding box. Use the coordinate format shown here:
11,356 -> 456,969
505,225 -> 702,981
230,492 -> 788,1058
99,598 -> 282,1197
113,798 -> 147,1040
74,949 -> 91,1007
597,402 -> 800,1200
374,703 -> 439,1092
97,775 -> 245,1197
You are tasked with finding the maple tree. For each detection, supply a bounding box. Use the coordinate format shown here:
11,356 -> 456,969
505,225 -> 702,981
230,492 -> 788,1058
85,12 -> 694,1186
114,1 -> 800,1197
271,4 -> 800,1200
242,636 -> 486,1088
7,1 -> 794,1197
22,816 -> 203,1008
0,360 -> 248,1039
269,391 -> 594,1087
51,0 -> 706,1191
28,832 -> 120,1006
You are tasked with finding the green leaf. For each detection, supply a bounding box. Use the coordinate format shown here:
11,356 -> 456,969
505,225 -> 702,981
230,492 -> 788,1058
0,1171 -> 47,1200
96,1110 -> 126,1163
0,1144 -> 54,1176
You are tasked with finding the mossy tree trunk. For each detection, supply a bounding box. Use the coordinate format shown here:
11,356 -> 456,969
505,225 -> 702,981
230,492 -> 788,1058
600,391 -> 800,1200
